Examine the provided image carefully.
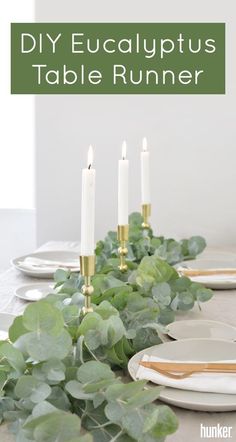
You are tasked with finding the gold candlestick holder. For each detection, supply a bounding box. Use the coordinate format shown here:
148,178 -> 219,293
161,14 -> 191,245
79,255 -> 95,314
117,224 -> 129,272
142,204 -> 151,229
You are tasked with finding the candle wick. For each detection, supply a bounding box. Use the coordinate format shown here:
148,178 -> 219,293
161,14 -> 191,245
88,164 -> 91,170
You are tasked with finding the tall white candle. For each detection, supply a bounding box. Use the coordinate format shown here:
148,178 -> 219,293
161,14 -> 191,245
141,137 -> 151,204
80,146 -> 96,256
118,141 -> 129,225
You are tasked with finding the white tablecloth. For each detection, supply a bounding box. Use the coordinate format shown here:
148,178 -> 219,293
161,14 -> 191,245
1,243 -> 236,442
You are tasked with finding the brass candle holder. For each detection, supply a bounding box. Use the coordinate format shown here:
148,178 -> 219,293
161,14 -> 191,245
79,255 -> 95,314
142,204 -> 151,229
117,224 -> 129,272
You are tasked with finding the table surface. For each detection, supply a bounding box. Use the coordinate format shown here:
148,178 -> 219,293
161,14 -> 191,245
1,242 -> 236,442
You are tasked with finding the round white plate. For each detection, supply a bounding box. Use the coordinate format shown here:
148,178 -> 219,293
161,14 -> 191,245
15,283 -> 55,301
128,339 -> 236,411
177,259 -> 236,289
0,313 -> 16,340
12,251 -> 80,278
167,320 -> 236,341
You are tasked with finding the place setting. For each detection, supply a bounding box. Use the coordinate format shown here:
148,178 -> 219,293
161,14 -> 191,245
127,312 -> 236,412
128,338 -> 236,412
176,257 -> 236,289
12,250 -> 80,278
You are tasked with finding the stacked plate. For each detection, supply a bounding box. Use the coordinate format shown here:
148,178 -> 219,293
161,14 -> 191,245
176,257 -> 236,289
128,320 -> 236,411
12,251 -> 80,278
15,283 -> 55,302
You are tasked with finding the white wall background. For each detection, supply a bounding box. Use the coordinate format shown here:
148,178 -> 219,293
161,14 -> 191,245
0,0 -> 35,208
0,210 -> 36,271
35,0 -> 236,247
0,0 -> 36,270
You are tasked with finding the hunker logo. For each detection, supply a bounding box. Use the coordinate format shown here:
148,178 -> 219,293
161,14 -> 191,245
200,423 -> 232,439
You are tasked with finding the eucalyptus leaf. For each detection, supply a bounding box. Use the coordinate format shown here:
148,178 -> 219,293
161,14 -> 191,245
32,401 -> 58,418
105,380 -> 147,402
23,301 -> 64,336
15,376 -> 51,404
9,316 -> 28,343
121,410 -> 145,439
33,359 -> 66,384
0,397 -> 15,424
47,386 -> 71,411
136,256 -> 178,290
77,361 -> 115,384
143,404 -> 178,438
171,292 -> 195,311
26,330 -> 72,361
0,342 -> 26,375
62,305 -> 80,325
65,381 -> 95,400
81,402 -> 121,441
27,412 -> 81,442
94,300 -> 120,319
187,236 -> 206,257
0,371 -> 7,391
54,269 -> 71,284
152,283 -> 172,307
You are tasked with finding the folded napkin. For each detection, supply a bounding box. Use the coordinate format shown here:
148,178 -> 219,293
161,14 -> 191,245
18,256 -> 80,271
191,275 -> 236,282
136,355 -> 236,394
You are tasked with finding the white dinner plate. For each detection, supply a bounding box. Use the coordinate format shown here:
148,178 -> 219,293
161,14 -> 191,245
128,339 -> 236,411
167,320 -> 236,341
0,313 -> 15,340
12,251 -> 80,278
15,283 -> 55,301
177,259 -> 236,289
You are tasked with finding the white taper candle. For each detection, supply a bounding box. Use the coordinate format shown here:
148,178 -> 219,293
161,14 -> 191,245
141,137 -> 151,204
118,141 -> 129,225
80,145 -> 96,256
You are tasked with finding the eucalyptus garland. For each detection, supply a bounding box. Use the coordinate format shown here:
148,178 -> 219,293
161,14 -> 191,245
0,213 -> 213,442
96,212 -> 207,270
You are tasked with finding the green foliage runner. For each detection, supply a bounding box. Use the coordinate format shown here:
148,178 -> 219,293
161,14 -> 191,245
96,212 -> 207,269
0,213 -> 213,441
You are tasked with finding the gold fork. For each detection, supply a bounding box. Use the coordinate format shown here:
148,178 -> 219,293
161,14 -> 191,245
178,268 -> 236,277
139,361 -> 236,380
